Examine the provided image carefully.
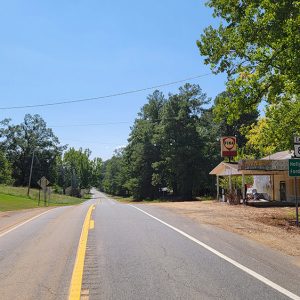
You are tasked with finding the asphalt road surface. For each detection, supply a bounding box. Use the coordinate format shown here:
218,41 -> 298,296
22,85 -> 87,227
0,190 -> 299,300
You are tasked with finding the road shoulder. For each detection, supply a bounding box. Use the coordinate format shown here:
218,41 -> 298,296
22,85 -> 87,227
0,207 -> 53,235
143,201 -> 300,263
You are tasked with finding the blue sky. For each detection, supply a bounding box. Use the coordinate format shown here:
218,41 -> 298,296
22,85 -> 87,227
0,0 -> 226,160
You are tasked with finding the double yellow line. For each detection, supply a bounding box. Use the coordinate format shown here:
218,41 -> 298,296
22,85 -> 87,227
69,205 -> 95,300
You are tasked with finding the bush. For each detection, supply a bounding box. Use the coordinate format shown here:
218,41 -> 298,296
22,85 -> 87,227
226,190 -> 241,205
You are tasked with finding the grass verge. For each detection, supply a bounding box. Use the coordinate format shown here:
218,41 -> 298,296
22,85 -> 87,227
109,195 -> 133,203
108,194 -> 213,203
0,185 -> 87,211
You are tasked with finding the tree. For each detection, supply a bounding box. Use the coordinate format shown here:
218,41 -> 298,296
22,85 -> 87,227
213,91 -> 259,149
100,85 -> 241,200
63,148 -> 93,191
155,84 -> 210,199
124,90 -> 165,199
91,157 -> 103,189
197,108 -> 222,194
0,150 -> 12,184
197,0 -> 300,121
0,114 -> 65,186
101,150 -> 127,196
246,97 -> 300,157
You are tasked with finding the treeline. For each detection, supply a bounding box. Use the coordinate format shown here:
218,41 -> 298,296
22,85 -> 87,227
99,84 -> 257,200
55,148 -> 102,197
0,114 -> 102,196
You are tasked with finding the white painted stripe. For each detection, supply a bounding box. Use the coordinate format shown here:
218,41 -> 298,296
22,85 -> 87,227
0,209 -> 53,238
130,204 -> 300,300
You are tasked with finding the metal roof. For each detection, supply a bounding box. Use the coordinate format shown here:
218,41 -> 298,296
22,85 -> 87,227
210,150 -> 294,176
209,162 -> 241,176
261,150 -> 293,160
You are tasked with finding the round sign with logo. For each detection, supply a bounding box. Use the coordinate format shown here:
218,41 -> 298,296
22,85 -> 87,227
221,136 -> 237,157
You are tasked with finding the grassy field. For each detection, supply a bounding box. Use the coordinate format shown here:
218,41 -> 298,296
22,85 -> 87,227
0,185 -> 90,211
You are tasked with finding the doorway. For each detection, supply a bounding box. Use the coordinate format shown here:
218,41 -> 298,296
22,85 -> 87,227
279,181 -> 286,201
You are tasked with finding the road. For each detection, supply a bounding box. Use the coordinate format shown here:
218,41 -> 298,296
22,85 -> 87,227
0,190 -> 299,299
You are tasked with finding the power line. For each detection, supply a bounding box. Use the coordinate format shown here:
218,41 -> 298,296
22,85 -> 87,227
0,73 -> 212,110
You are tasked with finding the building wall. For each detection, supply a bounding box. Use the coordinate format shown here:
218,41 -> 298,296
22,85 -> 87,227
253,173 -> 300,202
273,173 -> 300,202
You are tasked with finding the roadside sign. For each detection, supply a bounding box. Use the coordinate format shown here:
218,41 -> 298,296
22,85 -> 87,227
289,159 -> 300,177
294,136 -> 300,144
289,146 -> 300,226
221,136 -> 237,157
294,145 -> 300,158
37,177 -> 50,207
37,176 -> 50,190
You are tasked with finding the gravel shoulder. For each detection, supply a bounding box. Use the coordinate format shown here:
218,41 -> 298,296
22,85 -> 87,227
146,201 -> 300,259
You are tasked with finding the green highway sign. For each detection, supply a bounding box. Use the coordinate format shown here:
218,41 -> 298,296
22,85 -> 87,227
289,159 -> 300,177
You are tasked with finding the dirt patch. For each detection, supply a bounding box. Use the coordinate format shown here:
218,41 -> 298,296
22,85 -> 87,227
147,201 -> 300,258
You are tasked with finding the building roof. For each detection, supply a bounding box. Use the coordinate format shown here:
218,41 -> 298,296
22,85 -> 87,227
262,150 -> 293,160
210,150 -> 294,176
209,162 -> 241,176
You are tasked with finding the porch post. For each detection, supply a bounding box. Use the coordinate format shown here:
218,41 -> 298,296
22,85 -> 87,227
229,174 -> 232,192
272,174 -> 275,201
242,173 -> 245,200
216,175 -> 219,201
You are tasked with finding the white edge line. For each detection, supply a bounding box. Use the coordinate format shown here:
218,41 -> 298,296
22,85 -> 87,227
130,204 -> 300,300
0,209 -> 54,238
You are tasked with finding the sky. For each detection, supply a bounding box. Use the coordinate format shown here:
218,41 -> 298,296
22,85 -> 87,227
0,0 -> 227,160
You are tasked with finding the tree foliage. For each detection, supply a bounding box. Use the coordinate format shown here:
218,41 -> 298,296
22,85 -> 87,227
154,84 -> 210,198
100,85 -> 222,200
0,150 -> 12,184
197,0 -> 300,122
246,97 -> 300,157
56,147 -> 98,196
124,90 -> 165,199
91,157 -> 103,189
101,150 -> 127,196
0,114 -> 105,197
0,114 -> 65,186
213,91 -> 259,149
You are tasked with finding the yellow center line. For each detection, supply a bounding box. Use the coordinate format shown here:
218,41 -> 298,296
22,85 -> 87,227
68,204 -> 95,300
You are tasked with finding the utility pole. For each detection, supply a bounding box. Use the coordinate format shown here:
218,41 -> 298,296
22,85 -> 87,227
27,150 -> 35,196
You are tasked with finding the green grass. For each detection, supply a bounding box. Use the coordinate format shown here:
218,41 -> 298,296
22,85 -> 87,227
0,185 -> 87,211
109,195 -> 133,203
0,194 -> 39,211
